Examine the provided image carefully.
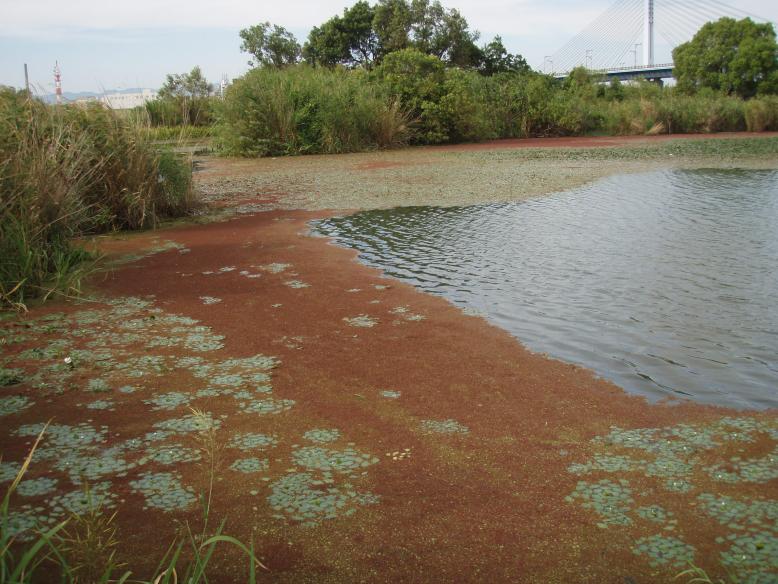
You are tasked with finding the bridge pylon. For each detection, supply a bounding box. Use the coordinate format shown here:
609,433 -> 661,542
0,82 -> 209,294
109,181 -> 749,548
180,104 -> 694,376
644,0 -> 654,66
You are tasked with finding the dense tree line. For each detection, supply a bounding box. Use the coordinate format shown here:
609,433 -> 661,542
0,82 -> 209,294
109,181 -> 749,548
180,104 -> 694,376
238,0 -> 528,75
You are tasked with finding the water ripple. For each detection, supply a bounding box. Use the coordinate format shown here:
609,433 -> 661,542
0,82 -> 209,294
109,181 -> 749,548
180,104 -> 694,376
316,169 -> 778,410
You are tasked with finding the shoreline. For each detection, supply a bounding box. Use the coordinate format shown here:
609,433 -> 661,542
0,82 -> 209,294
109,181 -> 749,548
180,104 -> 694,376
195,132 -> 778,212
1,135 -> 777,581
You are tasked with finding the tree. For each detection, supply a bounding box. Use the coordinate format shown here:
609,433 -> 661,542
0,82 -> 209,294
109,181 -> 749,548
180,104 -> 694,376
673,17 -> 778,98
158,66 -> 212,100
373,0 -> 413,58
155,66 -> 214,125
303,2 -> 377,68
478,36 -> 530,76
240,22 -> 301,68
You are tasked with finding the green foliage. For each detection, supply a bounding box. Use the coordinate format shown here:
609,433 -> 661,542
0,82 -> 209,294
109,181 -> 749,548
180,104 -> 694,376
158,66 -> 213,100
304,1 -> 377,68
0,88 -> 197,308
142,67 -> 215,127
673,17 -> 778,98
306,0 -> 487,68
216,65 -> 411,156
479,36 -> 529,76
139,96 -> 216,127
239,22 -> 301,68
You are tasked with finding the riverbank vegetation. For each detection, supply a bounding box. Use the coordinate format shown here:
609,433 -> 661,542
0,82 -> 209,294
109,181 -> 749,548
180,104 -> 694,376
0,88 -> 198,309
209,1 -> 778,157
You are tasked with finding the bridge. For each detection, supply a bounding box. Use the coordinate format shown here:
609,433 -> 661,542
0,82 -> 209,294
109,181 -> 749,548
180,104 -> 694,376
544,0 -> 774,81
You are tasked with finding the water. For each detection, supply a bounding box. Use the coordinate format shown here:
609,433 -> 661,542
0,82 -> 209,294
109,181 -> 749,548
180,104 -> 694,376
315,169 -> 778,410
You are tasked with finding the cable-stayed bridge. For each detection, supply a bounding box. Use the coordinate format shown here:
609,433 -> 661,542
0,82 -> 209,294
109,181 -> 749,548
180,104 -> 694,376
544,0 -> 775,81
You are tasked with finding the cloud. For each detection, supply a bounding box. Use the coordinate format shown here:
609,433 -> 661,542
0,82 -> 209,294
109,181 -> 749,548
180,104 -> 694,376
3,0 -> 608,39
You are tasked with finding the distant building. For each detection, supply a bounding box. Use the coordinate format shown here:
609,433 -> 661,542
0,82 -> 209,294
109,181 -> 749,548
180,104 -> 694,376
74,89 -> 158,110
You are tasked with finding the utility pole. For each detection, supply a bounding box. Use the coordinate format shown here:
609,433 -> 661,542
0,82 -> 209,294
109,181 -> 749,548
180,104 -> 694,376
644,0 -> 654,66
54,61 -> 62,104
585,49 -> 593,70
24,64 -> 30,93
631,43 -> 642,67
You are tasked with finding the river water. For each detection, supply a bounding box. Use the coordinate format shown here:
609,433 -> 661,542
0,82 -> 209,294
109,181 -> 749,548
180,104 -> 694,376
315,169 -> 778,410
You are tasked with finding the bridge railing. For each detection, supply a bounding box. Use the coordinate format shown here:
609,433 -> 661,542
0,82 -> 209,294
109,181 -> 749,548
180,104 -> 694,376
554,63 -> 674,77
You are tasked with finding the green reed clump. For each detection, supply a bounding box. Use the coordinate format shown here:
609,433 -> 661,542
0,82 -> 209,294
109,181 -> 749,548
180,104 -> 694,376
0,87 -> 198,308
217,65 -> 412,156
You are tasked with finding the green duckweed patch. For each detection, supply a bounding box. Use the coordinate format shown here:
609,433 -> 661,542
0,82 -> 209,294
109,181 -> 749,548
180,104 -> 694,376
632,534 -> 695,568
230,457 -> 269,473
130,471 -> 196,512
420,419 -> 470,435
565,416 -> 778,580
16,476 -> 58,497
292,446 -> 379,474
0,294 -> 383,542
268,472 -> 379,526
303,429 -> 341,444
0,394 -> 33,416
229,433 -> 278,451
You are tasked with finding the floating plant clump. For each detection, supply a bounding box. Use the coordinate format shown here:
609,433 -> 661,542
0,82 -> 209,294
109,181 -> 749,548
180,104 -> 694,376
85,399 -> 115,411
0,461 -> 22,482
343,315 -> 377,328
292,446 -> 379,474
199,296 -> 222,305
632,535 -> 695,568
143,444 -> 201,465
130,471 -> 196,512
16,477 -> 58,497
240,397 -> 295,415
303,429 -> 341,444
568,454 -> 636,475
0,367 -> 24,386
268,472 -> 379,525
704,446 -> 778,484
154,413 -> 221,435
144,391 -> 192,411
4,506 -> 56,542
0,395 -> 33,417
229,433 -> 278,451
258,263 -> 291,274
566,479 -> 634,527
230,458 -> 269,473
635,505 -> 676,526
720,531 -> 778,580
49,482 -> 116,515
697,494 -> 778,530
285,280 -> 310,289
420,419 -> 469,435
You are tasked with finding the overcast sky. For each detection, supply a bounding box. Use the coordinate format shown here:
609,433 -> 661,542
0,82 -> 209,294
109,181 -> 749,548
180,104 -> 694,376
1,0 -> 777,93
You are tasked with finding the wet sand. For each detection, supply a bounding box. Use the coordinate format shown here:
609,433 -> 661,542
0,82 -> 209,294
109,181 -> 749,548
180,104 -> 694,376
1,134 -> 777,582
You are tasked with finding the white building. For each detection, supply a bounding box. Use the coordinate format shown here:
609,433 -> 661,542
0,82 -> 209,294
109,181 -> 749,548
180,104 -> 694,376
74,89 -> 158,110
98,89 -> 158,109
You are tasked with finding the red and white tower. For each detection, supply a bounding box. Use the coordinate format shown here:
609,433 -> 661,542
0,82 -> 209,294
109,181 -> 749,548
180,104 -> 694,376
54,61 -> 62,104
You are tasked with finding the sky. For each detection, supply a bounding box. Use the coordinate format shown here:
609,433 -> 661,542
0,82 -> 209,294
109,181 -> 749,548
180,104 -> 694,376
1,0 -> 777,94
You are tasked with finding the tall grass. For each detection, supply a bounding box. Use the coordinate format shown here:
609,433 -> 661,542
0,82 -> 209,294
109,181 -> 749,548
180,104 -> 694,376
0,88 -> 198,309
217,65 -> 412,156
216,62 -> 778,157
